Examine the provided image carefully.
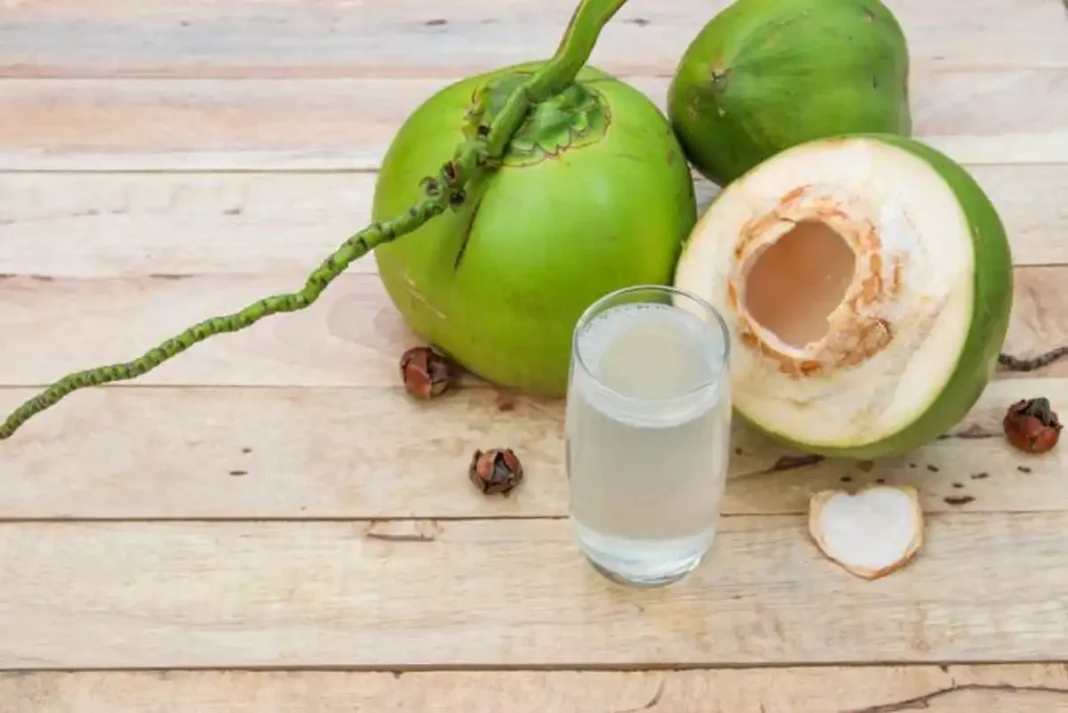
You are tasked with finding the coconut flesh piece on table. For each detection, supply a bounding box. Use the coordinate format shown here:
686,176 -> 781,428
808,484 -> 924,579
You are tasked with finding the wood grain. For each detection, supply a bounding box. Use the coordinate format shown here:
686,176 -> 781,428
4,664 -> 1068,712
3,0 -> 1066,78
1,515 -> 1067,668
0,268 -> 1063,390
2,70 -> 1067,169
0,376 -> 1061,520
0,172 -> 388,277
2,164 -> 1066,278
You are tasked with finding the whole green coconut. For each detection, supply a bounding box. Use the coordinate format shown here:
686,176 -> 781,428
668,0 -> 912,186
372,62 -> 698,396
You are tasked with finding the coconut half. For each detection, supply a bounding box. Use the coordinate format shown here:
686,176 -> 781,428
808,484 -> 924,580
673,134 -> 1014,459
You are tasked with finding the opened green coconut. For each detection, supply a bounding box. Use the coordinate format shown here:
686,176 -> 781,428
373,62 -> 698,395
668,0 -> 911,186
673,134 -> 1013,459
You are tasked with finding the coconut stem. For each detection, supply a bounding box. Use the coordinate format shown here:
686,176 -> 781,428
0,0 -> 630,442
998,347 -> 1068,373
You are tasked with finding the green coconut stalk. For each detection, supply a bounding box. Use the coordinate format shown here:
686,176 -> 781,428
0,0 -> 630,441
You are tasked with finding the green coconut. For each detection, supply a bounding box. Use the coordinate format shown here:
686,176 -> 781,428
372,62 -> 698,395
672,134 -> 1014,459
667,0 -> 911,186
0,0 -> 695,441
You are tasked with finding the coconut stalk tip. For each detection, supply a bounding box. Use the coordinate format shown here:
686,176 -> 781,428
808,484 -> 924,580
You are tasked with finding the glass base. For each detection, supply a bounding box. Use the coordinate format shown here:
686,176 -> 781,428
583,552 -> 703,588
573,522 -> 714,588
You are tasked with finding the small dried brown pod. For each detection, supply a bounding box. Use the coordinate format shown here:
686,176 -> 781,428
469,448 -> 524,496
400,346 -> 451,399
1003,397 -> 1062,454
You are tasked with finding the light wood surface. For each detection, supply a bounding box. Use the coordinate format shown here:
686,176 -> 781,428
1,377 -> 1062,520
0,267 -> 1063,389
1,0 -> 1066,710
3,516 -> 1068,668
3,78 -> 1068,170
3,0 -> 1066,78
5,665 -> 1068,713
3,168 -> 1067,273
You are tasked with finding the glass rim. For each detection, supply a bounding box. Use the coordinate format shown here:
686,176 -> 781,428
570,283 -> 732,403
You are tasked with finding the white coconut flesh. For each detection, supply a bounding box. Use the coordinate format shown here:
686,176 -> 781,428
674,137 -> 976,449
808,485 -> 924,580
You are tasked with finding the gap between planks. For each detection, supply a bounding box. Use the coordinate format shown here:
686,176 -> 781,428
0,659 -> 1065,673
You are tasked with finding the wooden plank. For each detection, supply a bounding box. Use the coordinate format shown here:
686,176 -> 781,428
2,70 -> 1067,169
0,268 -> 1062,389
1,515 -> 1066,668
928,134 -> 1068,167
1,163 -> 1066,276
0,377 -> 1062,520
0,273 -> 418,389
2,0 -> 1066,79
0,172 -> 386,277
0,78 -> 409,172
3,665 -> 1068,712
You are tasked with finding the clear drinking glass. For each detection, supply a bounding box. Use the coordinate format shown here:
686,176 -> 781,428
565,284 -> 732,587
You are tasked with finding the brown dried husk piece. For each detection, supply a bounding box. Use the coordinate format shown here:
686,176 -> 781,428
808,484 -> 924,580
400,346 -> 452,399
468,448 -> 524,495
1003,397 -> 1062,454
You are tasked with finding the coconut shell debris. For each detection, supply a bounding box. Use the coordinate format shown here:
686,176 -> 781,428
808,484 -> 925,580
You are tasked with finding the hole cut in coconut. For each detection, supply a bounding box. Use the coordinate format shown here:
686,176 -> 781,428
742,220 -> 857,349
808,484 -> 924,580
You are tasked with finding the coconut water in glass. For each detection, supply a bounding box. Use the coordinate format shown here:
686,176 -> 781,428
565,284 -> 732,587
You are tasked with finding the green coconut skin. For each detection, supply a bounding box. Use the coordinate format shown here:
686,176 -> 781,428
373,62 -> 698,396
721,135 -> 1014,461
668,0 -> 911,187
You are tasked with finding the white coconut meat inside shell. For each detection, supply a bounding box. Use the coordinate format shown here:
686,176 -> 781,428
673,137 -> 977,449
809,484 -> 924,579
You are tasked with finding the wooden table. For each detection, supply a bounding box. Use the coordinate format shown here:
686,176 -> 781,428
2,1 -> 1067,710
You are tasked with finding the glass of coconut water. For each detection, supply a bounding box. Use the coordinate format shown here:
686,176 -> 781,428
565,284 -> 732,587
